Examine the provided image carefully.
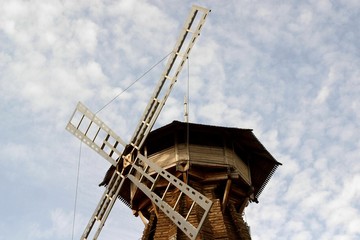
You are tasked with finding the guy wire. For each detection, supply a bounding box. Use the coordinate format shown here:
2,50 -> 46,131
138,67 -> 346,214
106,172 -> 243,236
72,141 -> 82,240
96,52 -> 172,114
186,56 -> 190,181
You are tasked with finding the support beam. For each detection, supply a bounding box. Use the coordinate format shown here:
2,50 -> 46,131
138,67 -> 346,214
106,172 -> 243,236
182,172 -> 188,184
238,197 -> 249,214
222,178 -> 232,214
138,211 -> 148,226
151,201 -> 159,218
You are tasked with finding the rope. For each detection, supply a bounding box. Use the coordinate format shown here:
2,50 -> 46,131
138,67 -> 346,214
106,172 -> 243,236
95,52 -> 173,114
70,52 -> 172,237
185,57 -> 190,181
71,141 -> 82,240
186,57 -> 190,123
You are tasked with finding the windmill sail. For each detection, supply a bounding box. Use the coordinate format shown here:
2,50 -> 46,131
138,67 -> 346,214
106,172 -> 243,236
128,153 -> 213,240
66,5 -> 212,240
130,5 -> 210,150
67,103 -> 213,240
66,101 -> 126,166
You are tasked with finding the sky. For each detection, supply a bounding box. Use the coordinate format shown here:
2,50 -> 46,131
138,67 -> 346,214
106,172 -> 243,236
0,0 -> 359,239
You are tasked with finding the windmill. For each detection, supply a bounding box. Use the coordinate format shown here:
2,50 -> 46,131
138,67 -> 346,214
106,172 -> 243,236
66,5 -> 213,240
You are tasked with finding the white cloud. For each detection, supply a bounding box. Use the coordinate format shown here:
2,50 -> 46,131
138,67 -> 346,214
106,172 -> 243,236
314,86 -> 330,104
72,19 -> 99,55
29,208 -> 73,239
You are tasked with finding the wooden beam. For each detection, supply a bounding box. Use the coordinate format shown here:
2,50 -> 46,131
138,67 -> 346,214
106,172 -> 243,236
202,172 -> 239,182
222,178 -> 232,214
151,201 -> 159,218
137,210 -> 148,226
238,197 -> 249,214
231,186 -> 248,197
182,172 -> 188,184
137,197 -> 152,211
189,168 -> 239,182
188,169 -> 205,180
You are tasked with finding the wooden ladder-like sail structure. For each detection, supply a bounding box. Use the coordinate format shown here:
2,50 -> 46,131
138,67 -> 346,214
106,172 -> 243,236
66,5 -> 213,240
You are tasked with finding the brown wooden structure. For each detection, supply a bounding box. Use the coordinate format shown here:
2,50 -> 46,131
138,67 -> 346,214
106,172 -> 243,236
117,121 -> 281,239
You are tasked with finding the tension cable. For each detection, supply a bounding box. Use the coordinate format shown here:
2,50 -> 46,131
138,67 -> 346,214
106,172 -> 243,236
96,52 -> 172,114
71,141 -> 82,240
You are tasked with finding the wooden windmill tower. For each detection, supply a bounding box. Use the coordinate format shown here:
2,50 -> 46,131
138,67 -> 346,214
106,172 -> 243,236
66,5 -> 281,240
140,121 -> 281,239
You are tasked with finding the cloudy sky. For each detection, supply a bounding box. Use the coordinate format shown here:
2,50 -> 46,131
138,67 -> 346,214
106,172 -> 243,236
1,0 -> 359,239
